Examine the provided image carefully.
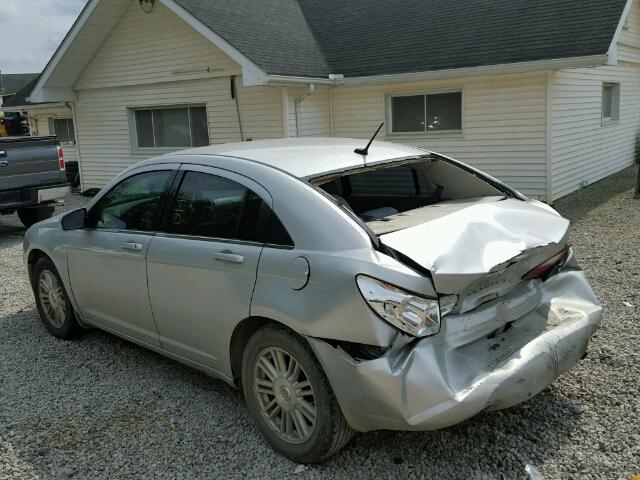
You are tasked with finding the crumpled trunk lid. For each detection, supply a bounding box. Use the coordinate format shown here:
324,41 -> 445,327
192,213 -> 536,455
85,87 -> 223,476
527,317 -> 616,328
379,198 -> 570,302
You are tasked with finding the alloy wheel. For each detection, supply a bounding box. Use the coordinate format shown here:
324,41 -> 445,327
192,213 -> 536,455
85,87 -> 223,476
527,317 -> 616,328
253,347 -> 317,444
38,270 -> 67,329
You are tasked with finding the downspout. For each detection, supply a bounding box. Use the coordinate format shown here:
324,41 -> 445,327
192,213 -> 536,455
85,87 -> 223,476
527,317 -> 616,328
231,75 -> 245,141
69,101 -> 85,192
329,86 -> 334,137
294,83 -> 315,137
545,70 -> 555,204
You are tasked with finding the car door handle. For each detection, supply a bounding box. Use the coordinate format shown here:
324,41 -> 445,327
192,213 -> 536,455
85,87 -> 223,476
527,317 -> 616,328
212,251 -> 244,264
121,242 -> 143,251
0,150 -> 6,158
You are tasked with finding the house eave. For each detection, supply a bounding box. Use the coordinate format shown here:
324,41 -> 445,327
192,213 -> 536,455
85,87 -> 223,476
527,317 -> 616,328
264,75 -> 336,86
336,55 -> 611,86
0,102 -> 68,112
263,54 -> 610,88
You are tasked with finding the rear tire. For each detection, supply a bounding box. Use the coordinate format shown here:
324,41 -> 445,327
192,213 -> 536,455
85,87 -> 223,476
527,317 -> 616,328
18,206 -> 55,228
31,256 -> 81,339
241,325 -> 353,463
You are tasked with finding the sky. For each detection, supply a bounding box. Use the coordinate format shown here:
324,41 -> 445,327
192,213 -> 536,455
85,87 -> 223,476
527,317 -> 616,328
0,0 -> 88,74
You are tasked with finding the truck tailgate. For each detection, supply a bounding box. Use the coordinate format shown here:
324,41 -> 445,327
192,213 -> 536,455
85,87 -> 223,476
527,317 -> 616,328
0,136 -> 65,191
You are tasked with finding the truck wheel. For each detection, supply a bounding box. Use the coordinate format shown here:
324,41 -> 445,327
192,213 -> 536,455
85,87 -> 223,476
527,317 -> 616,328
242,325 -> 353,463
17,206 -> 55,228
31,256 -> 82,339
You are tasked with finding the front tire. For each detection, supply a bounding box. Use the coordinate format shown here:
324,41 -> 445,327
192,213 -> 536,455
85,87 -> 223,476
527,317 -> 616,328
31,256 -> 81,339
18,206 -> 55,228
241,325 -> 353,463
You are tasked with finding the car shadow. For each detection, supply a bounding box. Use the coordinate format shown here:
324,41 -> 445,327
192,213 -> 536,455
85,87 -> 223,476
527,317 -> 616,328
1,307 -> 583,479
0,220 -> 26,237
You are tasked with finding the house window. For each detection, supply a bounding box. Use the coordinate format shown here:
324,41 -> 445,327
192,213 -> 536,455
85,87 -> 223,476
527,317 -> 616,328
388,91 -> 462,134
50,118 -> 75,144
602,83 -> 620,123
132,105 -> 209,149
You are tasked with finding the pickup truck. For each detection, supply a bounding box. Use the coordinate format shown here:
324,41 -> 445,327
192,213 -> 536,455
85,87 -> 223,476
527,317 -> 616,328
0,136 -> 69,227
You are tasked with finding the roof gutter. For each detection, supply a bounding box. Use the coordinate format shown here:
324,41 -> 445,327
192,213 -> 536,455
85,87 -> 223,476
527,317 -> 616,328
265,55 -> 609,88
265,74 -> 338,86
0,102 -> 67,112
340,55 -> 610,86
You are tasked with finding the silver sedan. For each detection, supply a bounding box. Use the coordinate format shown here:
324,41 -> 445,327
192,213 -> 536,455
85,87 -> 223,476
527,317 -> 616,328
23,138 -> 602,463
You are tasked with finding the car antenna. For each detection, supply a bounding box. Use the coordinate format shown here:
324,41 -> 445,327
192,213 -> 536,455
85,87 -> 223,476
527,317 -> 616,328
354,122 -> 384,156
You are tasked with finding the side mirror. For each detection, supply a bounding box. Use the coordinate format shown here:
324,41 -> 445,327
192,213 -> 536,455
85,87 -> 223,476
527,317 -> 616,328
61,208 -> 87,230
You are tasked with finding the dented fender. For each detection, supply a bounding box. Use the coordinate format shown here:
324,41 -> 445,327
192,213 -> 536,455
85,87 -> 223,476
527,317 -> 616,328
307,267 -> 602,432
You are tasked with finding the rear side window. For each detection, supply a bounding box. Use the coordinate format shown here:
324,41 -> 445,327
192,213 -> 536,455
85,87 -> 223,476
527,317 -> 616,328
167,171 -> 293,246
90,170 -> 173,231
169,172 -> 247,239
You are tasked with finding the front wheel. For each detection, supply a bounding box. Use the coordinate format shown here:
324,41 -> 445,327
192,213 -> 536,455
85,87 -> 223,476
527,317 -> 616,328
31,256 -> 81,339
17,206 -> 55,228
242,325 -> 353,463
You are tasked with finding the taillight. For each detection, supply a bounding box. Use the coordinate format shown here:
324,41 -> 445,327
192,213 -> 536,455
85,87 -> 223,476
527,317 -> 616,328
57,145 -> 65,171
522,246 -> 569,281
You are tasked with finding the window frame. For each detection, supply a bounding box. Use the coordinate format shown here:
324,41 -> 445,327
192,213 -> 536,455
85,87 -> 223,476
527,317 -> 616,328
85,166 -> 179,234
157,166 -> 294,249
385,89 -> 464,136
128,104 -> 210,154
602,82 -> 621,126
49,117 -> 76,145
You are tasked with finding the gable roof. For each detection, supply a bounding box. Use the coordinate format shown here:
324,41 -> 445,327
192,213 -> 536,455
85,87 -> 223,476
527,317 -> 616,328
171,0 -> 331,78
1,76 -> 44,108
172,0 -> 629,78
29,0 -> 633,102
0,73 -> 39,97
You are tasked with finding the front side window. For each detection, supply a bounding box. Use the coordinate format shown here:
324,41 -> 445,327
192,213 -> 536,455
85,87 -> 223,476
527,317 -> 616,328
133,106 -> 209,149
602,83 -> 620,123
90,170 -> 173,231
389,92 -> 462,133
167,171 -> 293,246
50,118 -> 75,144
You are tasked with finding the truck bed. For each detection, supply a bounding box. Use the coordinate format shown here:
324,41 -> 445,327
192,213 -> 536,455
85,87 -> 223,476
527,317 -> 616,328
0,136 -> 67,193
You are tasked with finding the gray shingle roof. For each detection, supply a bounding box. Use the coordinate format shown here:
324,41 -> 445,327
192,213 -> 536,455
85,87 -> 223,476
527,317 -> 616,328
0,73 -> 39,97
1,76 -> 41,108
173,0 -> 331,77
174,0 -> 628,78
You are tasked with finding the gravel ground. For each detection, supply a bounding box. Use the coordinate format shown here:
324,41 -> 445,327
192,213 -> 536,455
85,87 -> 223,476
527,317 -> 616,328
1,170 -> 639,480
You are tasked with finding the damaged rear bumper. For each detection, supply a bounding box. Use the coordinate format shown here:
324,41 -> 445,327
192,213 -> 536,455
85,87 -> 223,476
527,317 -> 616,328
307,268 -> 602,432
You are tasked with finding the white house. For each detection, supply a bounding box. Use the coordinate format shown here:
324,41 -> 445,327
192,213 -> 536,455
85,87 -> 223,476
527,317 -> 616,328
5,0 -> 640,201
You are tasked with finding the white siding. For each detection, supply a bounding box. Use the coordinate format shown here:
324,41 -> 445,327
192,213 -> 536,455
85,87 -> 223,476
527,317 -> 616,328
28,106 -> 80,164
75,1 -> 240,90
551,0 -> 640,199
332,72 -> 549,198
73,0 -> 284,189
285,87 -> 332,137
76,78 -> 283,188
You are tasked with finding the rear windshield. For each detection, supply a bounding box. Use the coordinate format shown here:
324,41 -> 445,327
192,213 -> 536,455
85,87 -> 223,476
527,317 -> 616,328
314,156 -> 506,234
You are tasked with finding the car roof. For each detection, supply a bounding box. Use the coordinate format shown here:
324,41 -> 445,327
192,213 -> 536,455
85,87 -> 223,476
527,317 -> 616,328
165,137 -> 429,179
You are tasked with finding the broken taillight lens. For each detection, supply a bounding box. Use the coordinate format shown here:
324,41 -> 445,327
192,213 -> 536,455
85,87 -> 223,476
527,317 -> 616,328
356,275 -> 440,337
522,246 -> 569,281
